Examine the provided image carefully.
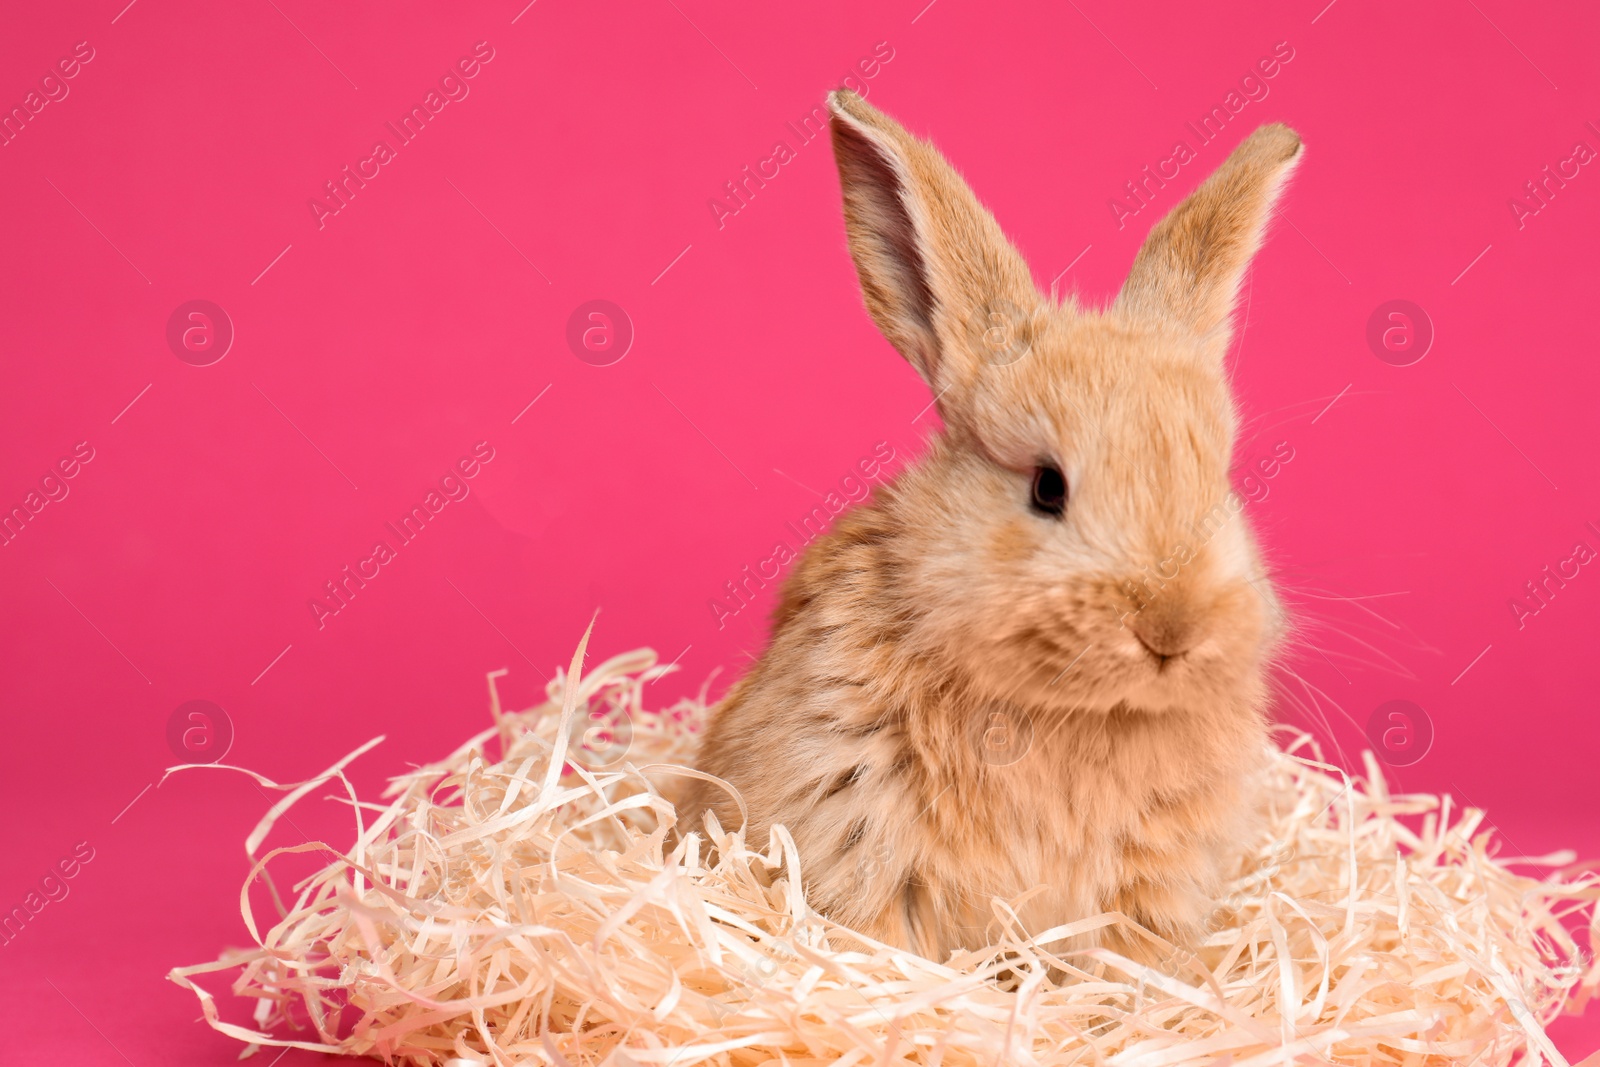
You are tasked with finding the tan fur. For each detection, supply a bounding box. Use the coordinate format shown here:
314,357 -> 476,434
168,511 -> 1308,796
679,90 -> 1303,964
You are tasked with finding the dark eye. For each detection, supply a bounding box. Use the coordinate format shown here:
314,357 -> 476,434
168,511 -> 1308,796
1030,465 -> 1068,517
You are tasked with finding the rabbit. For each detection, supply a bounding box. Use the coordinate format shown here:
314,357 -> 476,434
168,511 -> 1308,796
677,89 -> 1302,968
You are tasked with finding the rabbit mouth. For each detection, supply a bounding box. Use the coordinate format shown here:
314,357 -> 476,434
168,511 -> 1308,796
1013,625 -> 1240,712
1134,632 -> 1188,672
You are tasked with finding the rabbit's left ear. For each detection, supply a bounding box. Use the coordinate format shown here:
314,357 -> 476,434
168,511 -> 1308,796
1116,124 -> 1303,357
828,90 -> 1040,414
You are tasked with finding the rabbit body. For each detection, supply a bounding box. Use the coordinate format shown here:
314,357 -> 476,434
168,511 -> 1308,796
681,91 -> 1302,964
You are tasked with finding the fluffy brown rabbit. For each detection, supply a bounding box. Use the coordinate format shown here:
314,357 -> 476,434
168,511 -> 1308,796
678,89 -> 1302,966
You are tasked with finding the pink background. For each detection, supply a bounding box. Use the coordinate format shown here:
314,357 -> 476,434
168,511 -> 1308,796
2,0 -> 1597,1061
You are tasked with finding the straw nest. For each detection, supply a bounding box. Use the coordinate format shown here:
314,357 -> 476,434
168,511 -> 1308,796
171,630 -> 1600,1066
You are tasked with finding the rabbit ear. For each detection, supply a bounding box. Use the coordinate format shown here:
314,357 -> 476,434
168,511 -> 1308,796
1116,124 -> 1303,355
828,90 -> 1040,403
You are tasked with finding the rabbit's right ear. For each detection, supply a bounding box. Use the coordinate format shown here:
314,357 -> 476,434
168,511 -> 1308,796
1115,124 -> 1303,358
828,91 -> 1040,410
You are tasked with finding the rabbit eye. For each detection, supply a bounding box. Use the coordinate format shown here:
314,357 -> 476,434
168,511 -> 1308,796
1030,465 -> 1068,517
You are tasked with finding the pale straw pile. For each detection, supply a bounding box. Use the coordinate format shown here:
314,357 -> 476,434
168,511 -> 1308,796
171,627 -> 1600,1066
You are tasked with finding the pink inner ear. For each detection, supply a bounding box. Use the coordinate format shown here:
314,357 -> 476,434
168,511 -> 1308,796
829,105 -> 945,392
837,120 -> 934,328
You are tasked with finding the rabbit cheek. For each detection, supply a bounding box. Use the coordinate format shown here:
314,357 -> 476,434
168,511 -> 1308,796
990,518 -> 1036,564
1207,581 -> 1273,666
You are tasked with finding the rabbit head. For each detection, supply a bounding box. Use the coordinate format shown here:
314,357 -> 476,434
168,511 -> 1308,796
828,89 -> 1302,721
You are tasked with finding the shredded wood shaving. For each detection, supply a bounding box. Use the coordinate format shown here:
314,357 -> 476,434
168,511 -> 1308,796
170,632 -> 1600,1066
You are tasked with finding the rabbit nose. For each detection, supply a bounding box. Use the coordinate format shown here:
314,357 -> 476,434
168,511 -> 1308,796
1130,615 -> 1198,662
